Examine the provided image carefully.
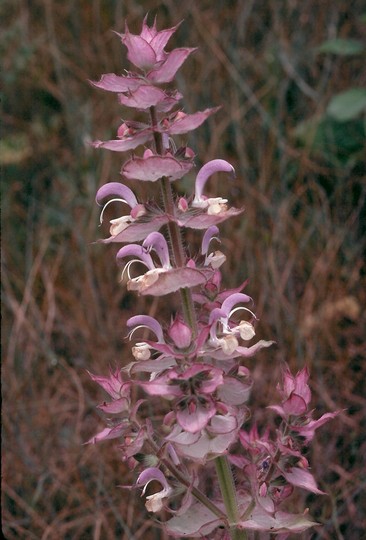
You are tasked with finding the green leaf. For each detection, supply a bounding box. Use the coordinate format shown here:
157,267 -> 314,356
327,88 -> 366,122
317,38 -> 364,56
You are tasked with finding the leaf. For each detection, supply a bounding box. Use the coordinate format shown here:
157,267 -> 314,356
317,38 -> 364,56
327,88 -> 366,122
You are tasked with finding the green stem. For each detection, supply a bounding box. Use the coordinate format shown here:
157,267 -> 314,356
215,456 -> 248,540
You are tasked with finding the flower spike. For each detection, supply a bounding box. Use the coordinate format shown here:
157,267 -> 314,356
88,14 -> 339,540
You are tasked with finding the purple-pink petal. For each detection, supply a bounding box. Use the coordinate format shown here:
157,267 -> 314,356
194,159 -> 235,202
201,226 -> 220,255
221,292 -> 252,315
143,232 -> 171,268
116,244 -> 155,269
140,15 -> 157,42
136,467 -> 170,490
96,182 -> 138,207
127,314 -> 164,342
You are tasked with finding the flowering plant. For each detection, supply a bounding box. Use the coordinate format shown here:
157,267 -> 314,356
87,16 -> 339,539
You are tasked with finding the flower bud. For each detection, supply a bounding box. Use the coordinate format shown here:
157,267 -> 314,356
168,317 -> 192,349
178,197 -> 188,212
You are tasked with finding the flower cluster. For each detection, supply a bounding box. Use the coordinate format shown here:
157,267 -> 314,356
87,16 -> 338,538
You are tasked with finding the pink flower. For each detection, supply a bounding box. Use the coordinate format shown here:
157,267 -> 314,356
204,292 -> 274,360
96,181 -> 170,242
116,232 -> 212,296
177,159 -> 243,229
135,467 -> 173,512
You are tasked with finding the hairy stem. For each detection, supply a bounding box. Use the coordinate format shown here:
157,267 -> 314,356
149,107 -> 245,538
149,106 -> 197,334
215,456 -> 248,540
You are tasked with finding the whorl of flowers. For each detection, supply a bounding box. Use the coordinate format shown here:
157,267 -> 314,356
87,16 -> 339,539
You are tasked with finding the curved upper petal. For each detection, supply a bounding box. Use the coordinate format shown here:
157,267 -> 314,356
96,182 -> 138,207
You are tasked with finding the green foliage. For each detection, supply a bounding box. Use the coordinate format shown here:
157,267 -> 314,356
327,88 -> 366,122
316,38 -> 365,56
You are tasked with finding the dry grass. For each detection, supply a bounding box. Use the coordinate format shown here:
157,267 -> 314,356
2,0 -> 365,538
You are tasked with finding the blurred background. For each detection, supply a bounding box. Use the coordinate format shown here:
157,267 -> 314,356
2,0 -> 365,538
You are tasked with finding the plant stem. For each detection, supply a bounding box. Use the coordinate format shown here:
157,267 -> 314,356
215,456 -> 248,540
149,106 -> 197,334
149,107 -> 246,538
145,437 -> 226,522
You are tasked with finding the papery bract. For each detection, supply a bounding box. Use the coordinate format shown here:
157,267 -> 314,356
90,73 -> 143,93
122,151 -> 194,182
147,48 -> 197,83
